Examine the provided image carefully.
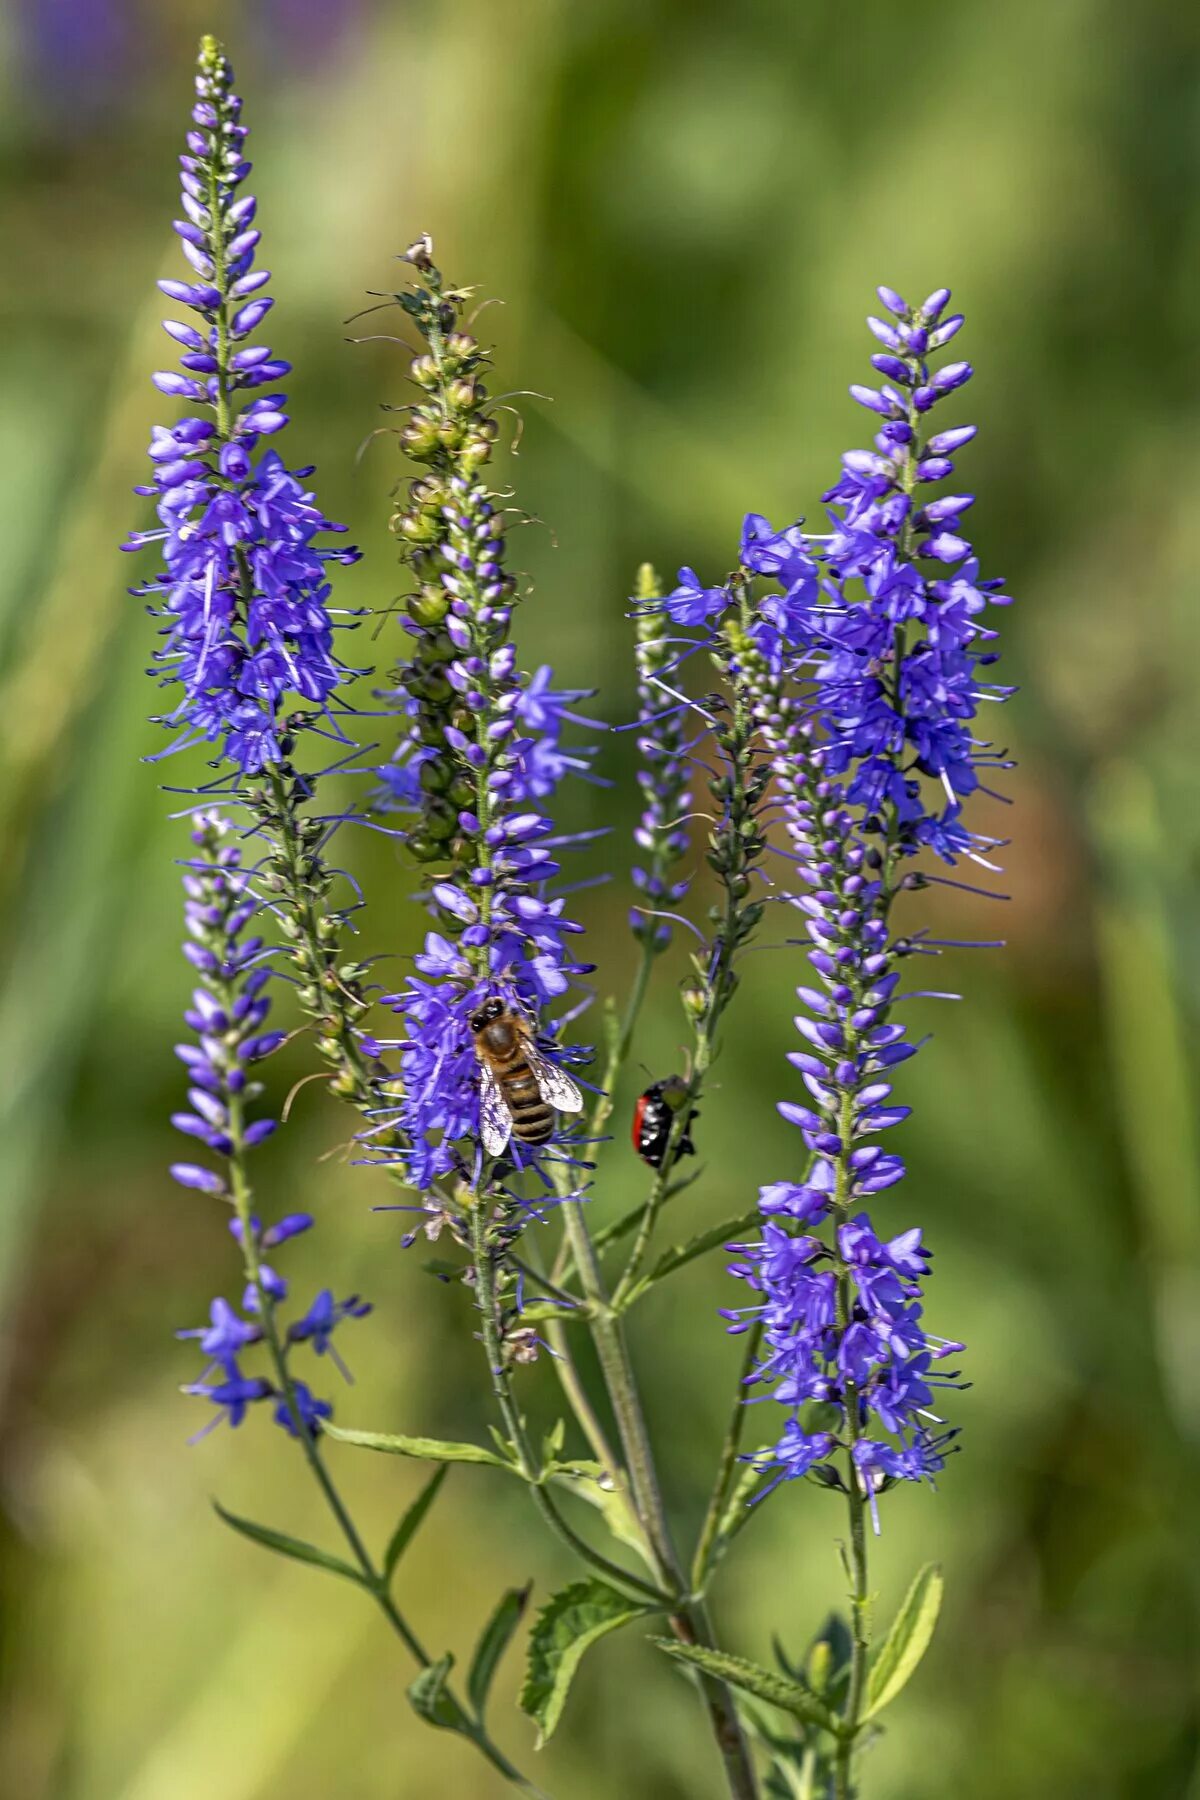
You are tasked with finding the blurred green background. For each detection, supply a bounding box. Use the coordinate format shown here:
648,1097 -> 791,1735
1,0 -> 1198,1795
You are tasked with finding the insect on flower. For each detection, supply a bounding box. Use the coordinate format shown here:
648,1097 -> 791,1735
631,1075 -> 697,1171
470,998 -> 583,1155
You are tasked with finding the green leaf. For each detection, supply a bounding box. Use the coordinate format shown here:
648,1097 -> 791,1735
653,1641 -> 842,1737
212,1500 -> 368,1587
324,1423 -> 517,1470
801,1612 -> 853,1705
865,1563 -> 943,1718
546,1460 -> 656,1569
421,1257 -> 463,1282
408,1652 -> 462,1730
581,1169 -> 704,1259
700,1460 -> 771,1577
383,1464 -> 448,1582
520,1579 -> 654,1745
468,1583 -> 532,1719
644,1207 -> 763,1286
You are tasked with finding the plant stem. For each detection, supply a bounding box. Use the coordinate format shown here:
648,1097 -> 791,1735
467,1200 -> 671,1609
221,1097 -> 538,1792
553,1183 -> 760,1799
831,1088 -> 869,1800
613,615 -> 763,1308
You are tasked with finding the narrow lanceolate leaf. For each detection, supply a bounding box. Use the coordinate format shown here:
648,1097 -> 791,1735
710,1460 -> 773,1566
468,1583 -> 532,1720
383,1464 -> 448,1582
645,1207 -> 764,1286
653,1641 -> 842,1737
408,1652 -> 462,1730
584,1169 -> 704,1258
324,1423 -> 517,1470
865,1563 -> 944,1719
520,1579 -> 655,1746
212,1500 -> 368,1587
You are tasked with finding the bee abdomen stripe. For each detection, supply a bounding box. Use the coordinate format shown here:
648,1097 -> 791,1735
515,1119 -> 554,1142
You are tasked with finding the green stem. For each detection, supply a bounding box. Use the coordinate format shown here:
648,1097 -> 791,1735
549,942 -> 658,1296
467,1200 -> 671,1608
553,1183 -> 760,1800
197,135 -> 538,1781
590,940 -> 656,1147
222,1099 -> 535,1791
613,604 -> 762,1308
831,1094 -> 869,1800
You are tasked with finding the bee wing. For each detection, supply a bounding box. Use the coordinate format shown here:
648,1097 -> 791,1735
478,1062 -> 513,1157
526,1042 -> 584,1115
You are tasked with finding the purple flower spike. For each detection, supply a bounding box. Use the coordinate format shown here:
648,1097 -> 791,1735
366,249 -> 594,1198
123,36 -> 359,773
630,564 -> 693,950
173,813 -> 369,1440
714,287 -> 1014,1518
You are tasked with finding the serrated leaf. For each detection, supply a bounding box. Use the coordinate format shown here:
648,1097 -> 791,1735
468,1583 -> 531,1719
865,1563 -> 943,1718
325,1423 -> 517,1470
653,1640 -> 842,1737
383,1464 -> 448,1582
212,1500 -> 368,1587
408,1652 -> 462,1730
520,1579 -> 654,1745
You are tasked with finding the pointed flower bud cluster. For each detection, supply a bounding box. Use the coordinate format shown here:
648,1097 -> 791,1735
381,247 -> 512,861
173,814 -> 371,1436
123,36 -> 359,772
630,564 -> 693,950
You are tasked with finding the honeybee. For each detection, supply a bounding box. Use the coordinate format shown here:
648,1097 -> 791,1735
469,997 -> 584,1156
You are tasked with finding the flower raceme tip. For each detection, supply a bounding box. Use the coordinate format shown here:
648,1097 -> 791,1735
123,37 -> 359,773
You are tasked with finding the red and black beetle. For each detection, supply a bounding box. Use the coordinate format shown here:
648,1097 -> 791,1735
631,1076 -> 697,1171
